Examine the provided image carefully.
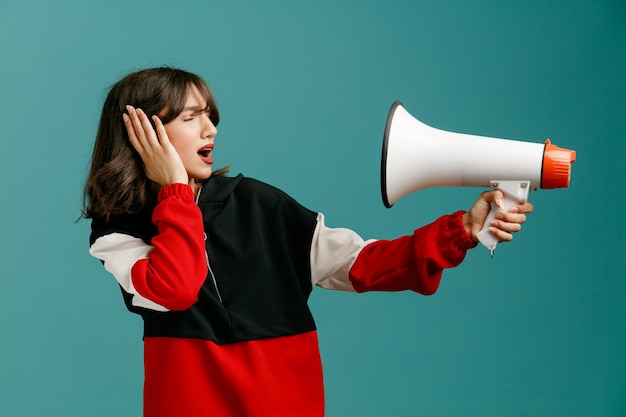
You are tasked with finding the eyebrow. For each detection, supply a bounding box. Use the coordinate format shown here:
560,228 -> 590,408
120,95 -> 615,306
181,105 -> 210,115
182,105 -> 207,112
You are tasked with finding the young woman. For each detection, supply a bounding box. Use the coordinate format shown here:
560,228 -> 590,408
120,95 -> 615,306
84,67 -> 532,417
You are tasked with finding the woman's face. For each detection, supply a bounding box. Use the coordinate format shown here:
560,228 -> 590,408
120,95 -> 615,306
161,85 -> 217,181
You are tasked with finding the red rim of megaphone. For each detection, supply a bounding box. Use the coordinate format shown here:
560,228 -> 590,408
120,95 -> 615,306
541,139 -> 577,189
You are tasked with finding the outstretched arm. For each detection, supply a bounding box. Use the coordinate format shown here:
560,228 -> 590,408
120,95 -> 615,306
348,211 -> 474,294
313,191 -> 533,295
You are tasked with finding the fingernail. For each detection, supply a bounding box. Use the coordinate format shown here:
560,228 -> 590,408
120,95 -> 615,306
510,206 -> 519,213
496,198 -> 504,208
122,113 -> 129,122
126,105 -> 134,113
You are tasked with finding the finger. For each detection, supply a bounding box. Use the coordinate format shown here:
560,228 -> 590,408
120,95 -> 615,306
491,190 -> 505,209
125,105 -> 143,133
125,105 -> 148,145
152,115 -> 172,147
511,201 -> 534,214
490,218 -> 522,233
481,190 -> 505,209
123,111 -> 144,153
135,108 -> 161,149
126,106 -> 157,152
488,226 -> 514,242
495,211 -> 527,224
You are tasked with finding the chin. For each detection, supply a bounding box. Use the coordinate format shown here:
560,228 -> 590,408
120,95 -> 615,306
192,172 -> 212,182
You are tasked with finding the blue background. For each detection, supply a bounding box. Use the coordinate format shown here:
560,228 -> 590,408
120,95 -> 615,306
1,1 -> 624,416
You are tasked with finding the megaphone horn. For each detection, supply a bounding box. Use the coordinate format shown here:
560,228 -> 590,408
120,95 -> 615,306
380,101 -> 576,255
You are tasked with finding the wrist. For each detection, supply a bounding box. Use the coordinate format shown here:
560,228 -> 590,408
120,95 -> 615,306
454,211 -> 478,248
461,212 -> 476,242
157,183 -> 195,202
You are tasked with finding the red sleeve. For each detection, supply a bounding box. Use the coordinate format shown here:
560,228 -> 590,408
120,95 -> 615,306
349,211 -> 477,295
130,183 -> 208,310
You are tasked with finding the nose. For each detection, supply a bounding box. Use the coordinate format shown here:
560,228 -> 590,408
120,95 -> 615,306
202,114 -> 217,139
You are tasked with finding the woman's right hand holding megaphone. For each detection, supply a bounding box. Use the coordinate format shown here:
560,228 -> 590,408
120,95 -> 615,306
463,189 -> 534,255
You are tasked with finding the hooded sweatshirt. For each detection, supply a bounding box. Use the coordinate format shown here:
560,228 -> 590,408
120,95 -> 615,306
89,174 -> 475,417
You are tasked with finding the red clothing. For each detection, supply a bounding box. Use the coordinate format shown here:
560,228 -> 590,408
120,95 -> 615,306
89,175 -> 476,416
144,332 -> 324,417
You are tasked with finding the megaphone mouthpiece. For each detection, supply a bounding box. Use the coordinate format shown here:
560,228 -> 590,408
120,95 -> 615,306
541,139 -> 577,189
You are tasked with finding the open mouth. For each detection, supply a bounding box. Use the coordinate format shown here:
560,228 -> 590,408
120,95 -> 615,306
197,145 -> 214,157
197,145 -> 214,164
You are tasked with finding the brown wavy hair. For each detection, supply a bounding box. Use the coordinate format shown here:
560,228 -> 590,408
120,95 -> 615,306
83,67 -> 228,220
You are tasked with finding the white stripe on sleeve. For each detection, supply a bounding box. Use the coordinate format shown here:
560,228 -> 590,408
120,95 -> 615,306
310,213 -> 376,292
89,233 -> 169,312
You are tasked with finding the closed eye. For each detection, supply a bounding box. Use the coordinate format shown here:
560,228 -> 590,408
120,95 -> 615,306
182,107 -> 210,122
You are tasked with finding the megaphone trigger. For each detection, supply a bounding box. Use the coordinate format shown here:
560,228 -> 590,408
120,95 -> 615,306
475,180 -> 531,258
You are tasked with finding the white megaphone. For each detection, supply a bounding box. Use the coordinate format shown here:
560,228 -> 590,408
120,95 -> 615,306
381,101 -> 576,256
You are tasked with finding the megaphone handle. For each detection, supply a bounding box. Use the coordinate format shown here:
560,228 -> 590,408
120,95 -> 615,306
476,180 -> 531,258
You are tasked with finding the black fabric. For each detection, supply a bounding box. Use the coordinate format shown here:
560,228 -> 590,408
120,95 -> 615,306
90,201 -> 156,246
91,174 -> 320,344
